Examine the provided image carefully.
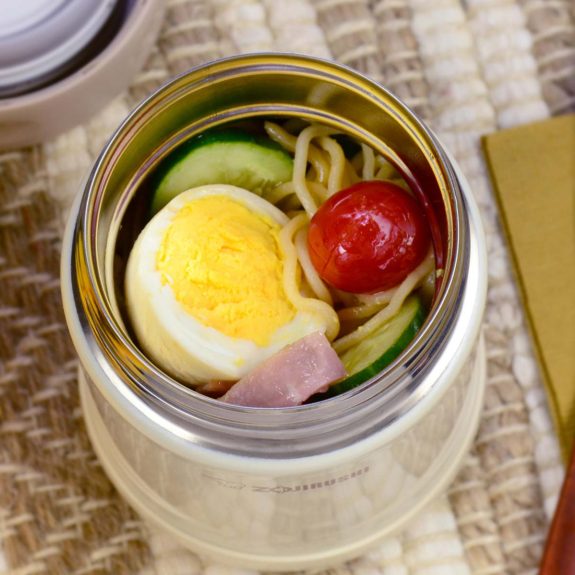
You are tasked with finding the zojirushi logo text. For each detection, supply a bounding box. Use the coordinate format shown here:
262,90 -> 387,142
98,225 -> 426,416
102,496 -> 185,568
203,466 -> 370,494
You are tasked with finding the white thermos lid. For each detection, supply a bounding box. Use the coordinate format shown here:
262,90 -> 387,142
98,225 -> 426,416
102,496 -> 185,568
0,0 -> 165,148
0,0 -> 121,97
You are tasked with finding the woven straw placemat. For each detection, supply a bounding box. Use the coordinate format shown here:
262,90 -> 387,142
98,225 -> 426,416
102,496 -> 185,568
1,1 -> 574,574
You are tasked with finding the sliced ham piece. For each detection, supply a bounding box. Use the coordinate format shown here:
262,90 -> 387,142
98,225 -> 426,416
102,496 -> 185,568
220,332 -> 346,408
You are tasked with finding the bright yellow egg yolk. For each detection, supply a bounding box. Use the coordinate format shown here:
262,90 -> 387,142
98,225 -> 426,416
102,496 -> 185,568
156,195 -> 295,346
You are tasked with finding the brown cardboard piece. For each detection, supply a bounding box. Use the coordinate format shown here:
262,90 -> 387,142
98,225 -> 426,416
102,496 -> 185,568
483,115 -> 575,462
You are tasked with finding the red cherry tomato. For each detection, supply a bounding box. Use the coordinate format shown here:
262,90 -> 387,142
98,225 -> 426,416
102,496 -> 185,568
307,181 -> 431,293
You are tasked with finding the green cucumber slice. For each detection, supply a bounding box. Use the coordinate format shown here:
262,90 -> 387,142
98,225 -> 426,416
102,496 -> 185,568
151,129 -> 293,214
326,295 -> 426,398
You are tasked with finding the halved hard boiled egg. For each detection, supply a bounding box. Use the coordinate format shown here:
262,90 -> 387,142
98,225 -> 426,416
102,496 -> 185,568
125,184 -> 332,386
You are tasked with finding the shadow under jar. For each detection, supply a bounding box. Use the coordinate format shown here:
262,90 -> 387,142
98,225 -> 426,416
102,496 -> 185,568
61,54 -> 487,571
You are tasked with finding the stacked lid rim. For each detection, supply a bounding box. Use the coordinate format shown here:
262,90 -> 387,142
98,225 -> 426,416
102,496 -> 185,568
0,0 -> 120,97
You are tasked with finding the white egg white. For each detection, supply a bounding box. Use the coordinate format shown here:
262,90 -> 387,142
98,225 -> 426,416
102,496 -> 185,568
125,184 -> 330,386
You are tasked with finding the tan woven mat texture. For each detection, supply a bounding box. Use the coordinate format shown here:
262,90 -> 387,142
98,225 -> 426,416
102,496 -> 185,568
1,1 -> 574,574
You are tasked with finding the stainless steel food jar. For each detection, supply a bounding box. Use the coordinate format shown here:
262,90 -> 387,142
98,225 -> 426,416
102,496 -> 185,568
61,54 -> 487,571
